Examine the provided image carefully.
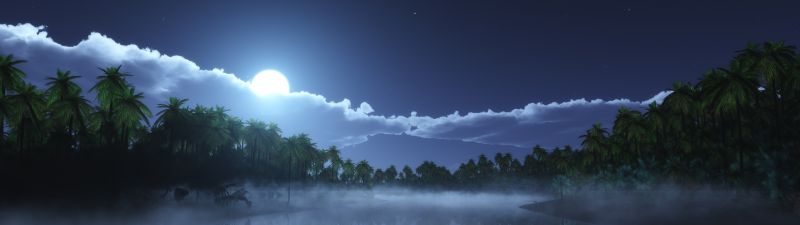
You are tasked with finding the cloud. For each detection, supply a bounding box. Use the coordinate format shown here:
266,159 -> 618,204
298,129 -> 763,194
0,23 -> 408,147
403,94 -> 670,148
0,23 -> 670,149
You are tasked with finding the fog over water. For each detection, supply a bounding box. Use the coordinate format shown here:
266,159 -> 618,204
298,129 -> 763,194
239,188 -> 557,225
3,185 -> 797,225
1,186 -> 568,225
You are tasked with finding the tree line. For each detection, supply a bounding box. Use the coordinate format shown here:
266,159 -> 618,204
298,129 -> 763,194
1,42 -> 799,208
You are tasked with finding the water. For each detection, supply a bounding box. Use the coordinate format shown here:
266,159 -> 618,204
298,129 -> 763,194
8,187 -> 795,224
0,188 -> 582,225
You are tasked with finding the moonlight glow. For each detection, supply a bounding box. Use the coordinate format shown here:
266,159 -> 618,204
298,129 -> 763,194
250,70 -> 290,96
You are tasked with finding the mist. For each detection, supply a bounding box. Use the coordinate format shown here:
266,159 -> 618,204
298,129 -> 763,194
3,183 -> 797,225
0,185 -> 558,225
524,187 -> 799,225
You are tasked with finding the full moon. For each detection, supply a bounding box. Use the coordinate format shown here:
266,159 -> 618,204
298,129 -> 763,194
250,70 -> 290,96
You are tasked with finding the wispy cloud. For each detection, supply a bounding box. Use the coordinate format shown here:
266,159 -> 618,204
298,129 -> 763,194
403,94 -> 669,148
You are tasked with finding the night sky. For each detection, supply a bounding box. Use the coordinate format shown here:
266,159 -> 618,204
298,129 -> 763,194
2,0 -> 799,168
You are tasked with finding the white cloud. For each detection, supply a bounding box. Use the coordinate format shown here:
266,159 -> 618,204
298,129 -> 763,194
355,102 -> 375,115
402,95 -> 667,148
0,23 -> 407,147
0,23 -> 671,149
642,91 -> 672,104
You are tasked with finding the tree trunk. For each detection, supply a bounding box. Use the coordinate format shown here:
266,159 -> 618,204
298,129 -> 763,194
121,126 -> 129,151
77,112 -> 89,151
19,119 -> 25,153
167,128 -> 173,152
107,100 -> 115,149
0,113 -> 4,144
735,98 -> 745,177
288,154 -> 292,207
0,83 -> 5,143
25,102 -> 40,130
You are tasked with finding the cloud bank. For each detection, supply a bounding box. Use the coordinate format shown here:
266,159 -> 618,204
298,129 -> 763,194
0,23 -> 669,148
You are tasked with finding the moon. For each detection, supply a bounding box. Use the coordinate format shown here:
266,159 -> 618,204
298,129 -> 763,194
250,70 -> 290,96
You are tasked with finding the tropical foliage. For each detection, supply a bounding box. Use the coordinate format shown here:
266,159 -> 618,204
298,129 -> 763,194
1,42 -> 799,208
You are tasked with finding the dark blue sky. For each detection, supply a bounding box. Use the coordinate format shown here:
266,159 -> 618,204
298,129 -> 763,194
5,0 -> 798,116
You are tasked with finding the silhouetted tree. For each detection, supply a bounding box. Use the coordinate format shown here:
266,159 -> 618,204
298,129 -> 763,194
0,55 -> 26,144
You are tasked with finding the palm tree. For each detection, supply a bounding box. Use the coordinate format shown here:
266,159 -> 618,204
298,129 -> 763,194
416,161 -> 448,186
384,165 -> 398,183
737,42 -> 796,93
308,150 -> 326,181
464,159 -> 478,182
286,134 -> 315,179
644,102 -> 676,158
0,55 -> 27,142
699,61 -> 759,173
88,106 -> 114,146
49,89 -> 93,149
9,83 -> 46,152
114,87 -> 152,150
550,147 -> 572,174
90,66 -> 132,147
245,120 -> 269,164
613,107 -> 648,161
265,123 -> 282,162
580,123 -> 609,168
476,154 -> 495,179
661,82 -> 702,158
195,106 -> 232,154
373,168 -> 385,185
225,116 -> 245,151
46,70 -> 89,144
494,152 -> 512,174
663,82 -> 698,117
284,133 -> 315,205
736,42 -> 797,161
155,97 -> 189,151
325,146 -> 343,182
45,70 -> 81,102
532,145 -> 548,175
737,43 -> 795,117
510,158 -> 523,175
355,160 -> 374,185
243,120 -> 283,165
700,65 -> 759,117
181,105 -> 230,155
90,66 -> 130,107
0,96 -> 11,143
400,165 -> 415,185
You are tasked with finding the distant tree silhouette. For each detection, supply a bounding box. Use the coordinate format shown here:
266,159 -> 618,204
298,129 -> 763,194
580,123 -> 609,169
0,55 -> 26,144
155,97 -> 189,152
9,83 -> 45,152
384,165 -> 398,184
